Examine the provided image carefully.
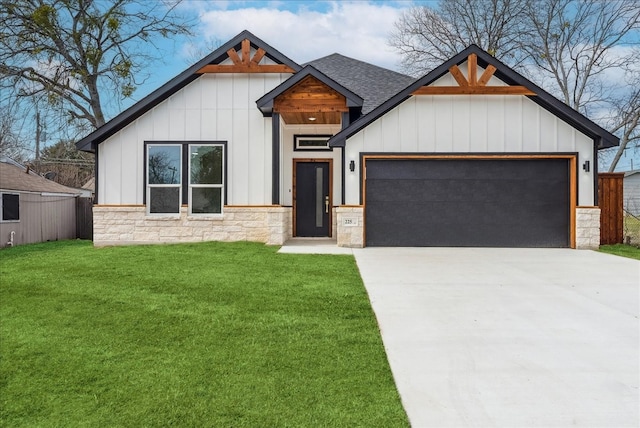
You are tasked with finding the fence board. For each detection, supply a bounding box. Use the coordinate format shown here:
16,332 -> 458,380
598,173 -> 624,245
76,197 -> 93,240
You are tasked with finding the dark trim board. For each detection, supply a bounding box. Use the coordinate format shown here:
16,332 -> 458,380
361,154 -> 577,248
272,113 -> 281,204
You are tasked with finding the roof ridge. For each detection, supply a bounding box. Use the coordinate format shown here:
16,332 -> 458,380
306,52 -> 412,79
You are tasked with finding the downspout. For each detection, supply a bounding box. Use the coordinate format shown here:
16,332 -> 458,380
7,231 -> 15,247
93,142 -> 99,205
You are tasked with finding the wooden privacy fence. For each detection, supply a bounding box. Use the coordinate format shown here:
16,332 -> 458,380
598,173 -> 624,245
76,197 -> 93,240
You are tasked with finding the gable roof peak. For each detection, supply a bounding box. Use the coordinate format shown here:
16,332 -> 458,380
328,43 -> 619,149
75,29 -> 301,152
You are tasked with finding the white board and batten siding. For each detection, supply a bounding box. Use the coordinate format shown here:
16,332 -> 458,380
98,70 -> 291,206
344,63 -> 595,206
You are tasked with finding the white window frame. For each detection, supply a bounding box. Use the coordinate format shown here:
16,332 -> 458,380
0,192 -> 20,222
188,144 -> 224,216
146,144 -> 182,215
294,135 -> 331,151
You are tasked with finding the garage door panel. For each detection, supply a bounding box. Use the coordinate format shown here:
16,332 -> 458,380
365,158 -> 570,247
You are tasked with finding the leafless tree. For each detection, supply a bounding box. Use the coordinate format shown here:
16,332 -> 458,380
39,139 -> 94,187
388,0 -> 640,171
388,0 -> 529,76
0,107 -> 29,162
0,0 -> 193,136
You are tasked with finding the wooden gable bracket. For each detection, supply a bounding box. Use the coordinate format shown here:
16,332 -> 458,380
412,54 -> 536,96
196,39 -> 296,74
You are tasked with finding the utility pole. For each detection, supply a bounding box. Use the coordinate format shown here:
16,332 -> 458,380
35,110 -> 41,172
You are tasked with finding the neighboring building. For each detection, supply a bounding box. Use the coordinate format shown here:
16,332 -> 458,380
0,157 -> 81,248
624,171 -> 640,216
76,31 -> 618,249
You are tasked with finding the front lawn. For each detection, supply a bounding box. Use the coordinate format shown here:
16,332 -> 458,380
0,241 -> 408,427
599,243 -> 640,260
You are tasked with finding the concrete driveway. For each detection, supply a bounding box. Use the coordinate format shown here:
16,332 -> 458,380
353,248 -> 639,427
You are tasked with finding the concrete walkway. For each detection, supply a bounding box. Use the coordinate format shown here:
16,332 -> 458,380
353,248 -> 640,427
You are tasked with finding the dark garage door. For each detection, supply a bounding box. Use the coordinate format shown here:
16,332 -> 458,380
365,158 -> 570,247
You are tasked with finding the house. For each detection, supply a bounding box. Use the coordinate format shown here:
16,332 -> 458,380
623,171 -> 640,216
0,157 -> 82,248
76,30 -> 618,249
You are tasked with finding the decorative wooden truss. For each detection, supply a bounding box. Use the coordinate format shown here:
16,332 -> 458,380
196,39 -> 296,74
412,54 -> 535,96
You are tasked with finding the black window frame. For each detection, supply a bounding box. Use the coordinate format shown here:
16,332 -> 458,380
143,141 -> 227,215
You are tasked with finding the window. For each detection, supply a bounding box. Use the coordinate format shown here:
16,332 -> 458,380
1,193 -> 19,222
146,142 -> 225,215
294,135 -> 331,151
189,145 -> 223,214
147,145 -> 181,214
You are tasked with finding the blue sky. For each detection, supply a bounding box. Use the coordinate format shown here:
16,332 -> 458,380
135,1 -> 433,100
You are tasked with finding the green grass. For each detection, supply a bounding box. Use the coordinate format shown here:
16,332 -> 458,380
599,243 -> 640,260
624,215 -> 640,245
0,240 -> 408,427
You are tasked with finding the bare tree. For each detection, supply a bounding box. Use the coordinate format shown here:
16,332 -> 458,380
388,0 -> 529,76
604,63 -> 640,171
38,139 -> 94,187
521,0 -> 640,115
0,100 -> 31,162
388,0 -> 640,171
0,0 -> 193,137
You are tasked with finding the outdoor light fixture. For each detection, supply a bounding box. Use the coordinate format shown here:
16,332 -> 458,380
308,116 -> 316,121
349,160 -> 355,172
583,160 -> 590,172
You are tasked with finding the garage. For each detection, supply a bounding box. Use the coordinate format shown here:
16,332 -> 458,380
364,156 -> 574,247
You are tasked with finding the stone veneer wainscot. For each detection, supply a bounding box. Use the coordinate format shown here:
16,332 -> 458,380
93,206 -> 291,246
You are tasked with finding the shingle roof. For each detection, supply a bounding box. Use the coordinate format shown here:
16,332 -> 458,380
0,161 -> 81,194
305,54 -> 416,114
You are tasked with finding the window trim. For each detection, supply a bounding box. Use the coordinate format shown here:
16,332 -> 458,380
144,141 -> 227,216
294,135 -> 332,151
0,192 -> 20,222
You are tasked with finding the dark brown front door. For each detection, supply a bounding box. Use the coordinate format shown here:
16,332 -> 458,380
294,160 -> 331,237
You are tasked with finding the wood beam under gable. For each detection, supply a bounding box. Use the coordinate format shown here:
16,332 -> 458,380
412,54 -> 535,96
196,38 -> 296,74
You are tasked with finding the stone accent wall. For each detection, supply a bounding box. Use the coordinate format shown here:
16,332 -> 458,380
336,206 -> 364,248
575,207 -> 601,249
93,206 -> 291,247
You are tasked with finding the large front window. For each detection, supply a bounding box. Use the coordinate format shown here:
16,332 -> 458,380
146,142 -> 225,215
189,145 -> 223,214
148,145 -> 181,214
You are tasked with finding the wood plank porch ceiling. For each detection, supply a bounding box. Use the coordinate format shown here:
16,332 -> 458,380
274,75 -> 347,125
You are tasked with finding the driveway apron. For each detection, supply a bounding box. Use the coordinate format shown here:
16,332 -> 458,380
353,248 -> 639,428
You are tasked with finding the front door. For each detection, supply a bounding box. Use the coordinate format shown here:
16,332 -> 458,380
294,160 -> 331,237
